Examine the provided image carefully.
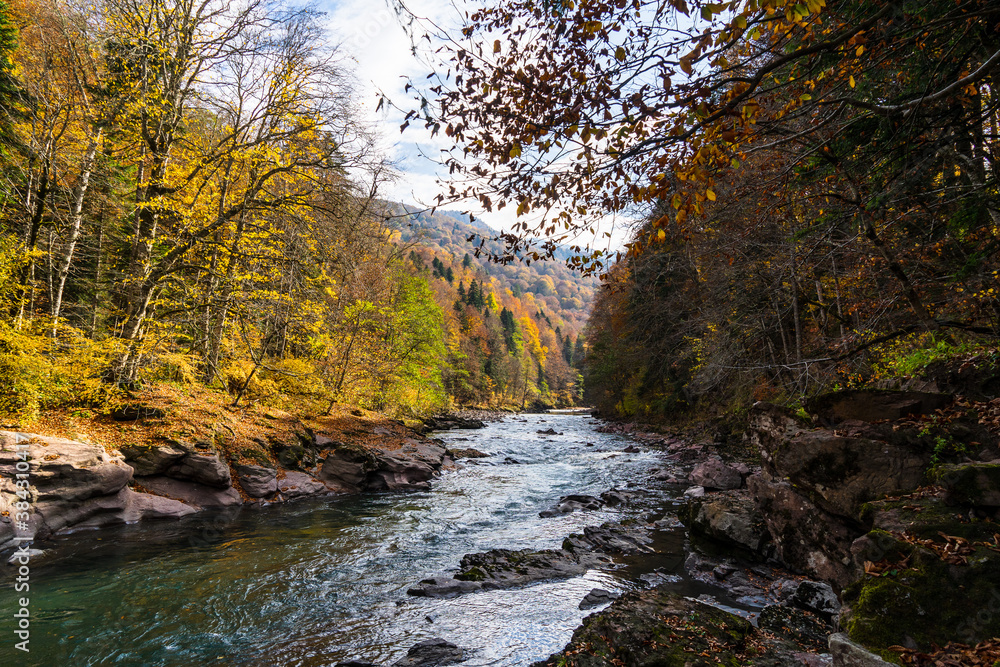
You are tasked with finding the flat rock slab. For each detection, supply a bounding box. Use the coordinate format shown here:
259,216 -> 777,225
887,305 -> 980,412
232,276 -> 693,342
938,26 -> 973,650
392,638 -> 466,666
278,471 -> 333,499
234,464 -> 278,498
136,476 -> 242,508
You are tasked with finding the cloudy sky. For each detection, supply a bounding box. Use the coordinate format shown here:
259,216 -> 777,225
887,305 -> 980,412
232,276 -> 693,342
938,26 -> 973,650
320,0 -> 633,252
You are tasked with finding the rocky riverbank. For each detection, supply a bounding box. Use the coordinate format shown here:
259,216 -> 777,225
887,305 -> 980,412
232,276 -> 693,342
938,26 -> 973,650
0,406 -> 463,552
531,388 -> 1000,666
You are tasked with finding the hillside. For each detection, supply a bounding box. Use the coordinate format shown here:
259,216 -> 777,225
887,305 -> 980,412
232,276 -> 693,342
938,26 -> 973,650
389,206 -> 599,332
386,205 -> 597,408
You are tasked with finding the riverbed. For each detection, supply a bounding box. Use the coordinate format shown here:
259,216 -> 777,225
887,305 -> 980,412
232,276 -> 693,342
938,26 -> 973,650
2,412 -> 734,666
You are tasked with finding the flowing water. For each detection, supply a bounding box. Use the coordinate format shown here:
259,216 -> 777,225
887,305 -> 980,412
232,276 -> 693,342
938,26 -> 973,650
1,412 -> 727,666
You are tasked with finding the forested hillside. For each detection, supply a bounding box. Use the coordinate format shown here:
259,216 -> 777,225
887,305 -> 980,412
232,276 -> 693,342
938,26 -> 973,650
391,206 -> 592,407
0,0 -> 591,423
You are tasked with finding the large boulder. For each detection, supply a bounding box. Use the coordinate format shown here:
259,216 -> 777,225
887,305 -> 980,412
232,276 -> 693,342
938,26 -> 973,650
165,451 -> 231,489
119,442 -> 187,476
234,463 -> 278,498
318,439 -> 447,493
277,471 -> 332,499
0,431 -> 196,547
680,490 -> 772,558
392,638 -> 466,666
748,472 -> 860,588
689,457 -> 743,490
751,403 -> 930,519
135,475 -> 242,508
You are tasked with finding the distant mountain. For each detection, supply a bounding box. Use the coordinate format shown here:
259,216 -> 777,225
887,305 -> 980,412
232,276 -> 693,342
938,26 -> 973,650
388,204 -> 599,332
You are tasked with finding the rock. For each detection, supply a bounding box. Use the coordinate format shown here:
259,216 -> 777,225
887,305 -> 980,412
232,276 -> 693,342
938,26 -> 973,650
562,522 -> 654,555
392,638 -> 466,666
278,471 -> 332,499
111,404 -> 166,421
136,476 -> 242,508
446,448 -> 489,459
623,445 -> 640,453
0,431 -> 139,545
120,489 -> 197,521
759,604 -> 834,651
337,662 -> 377,667
424,414 -> 486,431
6,548 -> 44,564
933,462 -> 1000,506
828,633 -> 895,666
165,451 -> 231,489
599,489 -> 631,505
751,402 -> 931,519
684,485 -> 706,498
805,389 -> 952,425
502,457 -> 520,465
318,442 -> 372,490
680,490 -> 772,557
748,472 -> 859,588
690,457 -> 743,490
120,443 -> 187,476
539,494 -> 604,517
318,441 -> 447,493
234,464 -> 278,498
579,588 -> 617,609
792,581 -> 840,620
531,589 -> 755,666
406,576 -> 483,598
536,428 -> 561,435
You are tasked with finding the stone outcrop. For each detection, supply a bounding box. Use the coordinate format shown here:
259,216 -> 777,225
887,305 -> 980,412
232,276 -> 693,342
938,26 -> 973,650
0,418 -> 451,551
0,431 -> 195,549
391,638 -> 466,667
804,389 -> 952,425
318,439 -> 448,493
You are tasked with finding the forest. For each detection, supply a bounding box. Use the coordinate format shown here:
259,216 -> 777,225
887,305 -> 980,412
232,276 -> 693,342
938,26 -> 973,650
0,0 -> 590,425
401,0 -> 1000,423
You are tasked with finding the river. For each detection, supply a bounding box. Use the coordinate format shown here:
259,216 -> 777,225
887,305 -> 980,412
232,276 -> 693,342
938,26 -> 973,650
1,412 -> 728,666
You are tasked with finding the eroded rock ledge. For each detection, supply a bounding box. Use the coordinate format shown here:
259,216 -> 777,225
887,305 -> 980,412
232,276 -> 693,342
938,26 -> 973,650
0,419 -> 453,551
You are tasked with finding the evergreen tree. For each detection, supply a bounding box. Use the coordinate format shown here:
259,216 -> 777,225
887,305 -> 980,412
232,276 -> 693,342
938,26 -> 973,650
445,266 -> 454,284
463,253 -> 472,268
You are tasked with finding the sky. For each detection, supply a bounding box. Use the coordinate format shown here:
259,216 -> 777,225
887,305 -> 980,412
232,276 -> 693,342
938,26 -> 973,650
321,0 -> 634,253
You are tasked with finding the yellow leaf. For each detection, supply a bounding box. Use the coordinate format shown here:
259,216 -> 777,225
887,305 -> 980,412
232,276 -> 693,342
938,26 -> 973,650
855,45 -> 864,56
615,46 -> 626,61
706,189 -> 716,201
657,229 -> 666,241
509,144 -> 522,158
493,40 -> 501,54
735,16 -> 747,30
849,75 -> 856,88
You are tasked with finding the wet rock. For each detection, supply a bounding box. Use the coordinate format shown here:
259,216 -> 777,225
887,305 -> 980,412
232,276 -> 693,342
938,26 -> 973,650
531,588 -> 755,666
685,552 -> 774,602
690,457 -> 743,490
406,576 -> 483,598
623,445 -> 640,453
680,490 -> 772,558
539,494 -> 604,517
759,604 -> 834,652
337,662 -> 377,667
502,457 -> 521,465
278,471 -> 332,499
579,588 -> 617,609
318,441 -> 448,493
562,522 -> 654,555
136,475 -> 242,507
684,485 -> 706,497
828,633 -> 895,666
392,638 -> 466,666
234,464 -> 278,498
446,448 -> 489,459
599,489 -> 631,505
536,428 -> 561,435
